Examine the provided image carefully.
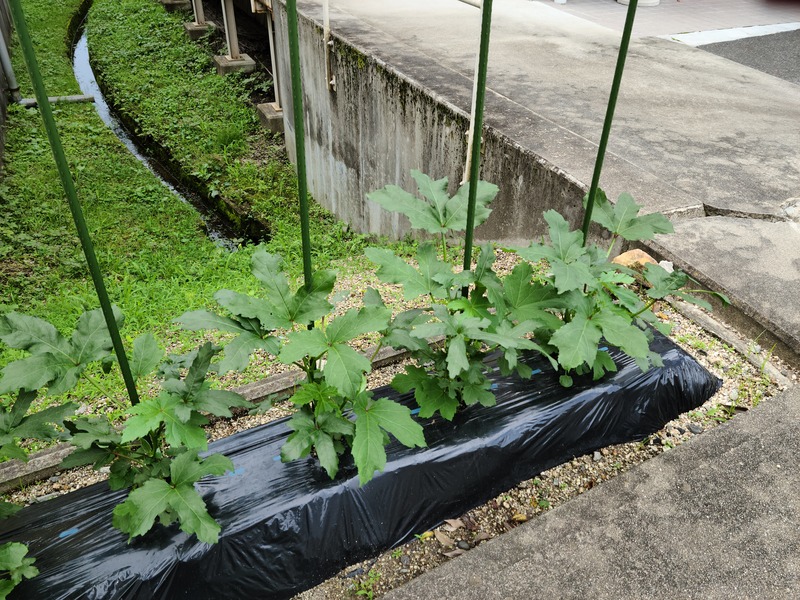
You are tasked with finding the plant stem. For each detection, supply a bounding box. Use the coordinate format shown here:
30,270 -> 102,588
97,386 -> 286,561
606,234 -> 619,259
368,341 -> 384,364
441,233 -> 448,262
631,299 -> 657,318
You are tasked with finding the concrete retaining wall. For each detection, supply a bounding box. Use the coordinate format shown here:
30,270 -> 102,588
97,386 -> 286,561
272,1 -> 588,244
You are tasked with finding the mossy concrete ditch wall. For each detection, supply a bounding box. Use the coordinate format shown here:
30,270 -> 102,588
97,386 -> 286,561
272,0 -> 589,244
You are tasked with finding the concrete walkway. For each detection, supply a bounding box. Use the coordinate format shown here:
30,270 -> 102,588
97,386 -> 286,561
298,0 -> 800,597
385,384 -> 800,600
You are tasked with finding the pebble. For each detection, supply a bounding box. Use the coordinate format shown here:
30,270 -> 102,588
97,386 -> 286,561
456,541 -> 470,551
99,466 -> 111,474
753,344 -> 762,354
593,451 -> 602,462
48,476 -> 60,483
400,555 -> 410,566
729,390 -> 739,402
688,423 -> 703,435
34,493 -> 59,503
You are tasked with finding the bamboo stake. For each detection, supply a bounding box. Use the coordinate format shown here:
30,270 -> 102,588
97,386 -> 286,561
580,0 -> 639,244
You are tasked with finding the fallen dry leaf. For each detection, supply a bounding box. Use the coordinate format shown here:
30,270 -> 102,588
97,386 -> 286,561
442,518 -> 464,532
512,513 -> 528,522
442,549 -> 465,558
434,531 -> 454,547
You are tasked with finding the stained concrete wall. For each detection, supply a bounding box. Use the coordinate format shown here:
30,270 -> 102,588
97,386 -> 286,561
272,1 -> 588,244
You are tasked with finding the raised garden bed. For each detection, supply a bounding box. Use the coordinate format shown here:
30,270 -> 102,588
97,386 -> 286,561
0,332 -> 719,599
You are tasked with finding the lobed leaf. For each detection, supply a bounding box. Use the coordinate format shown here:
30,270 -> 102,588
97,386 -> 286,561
131,333 -> 163,380
368,184 -> 446,234
550,314 -> 602,370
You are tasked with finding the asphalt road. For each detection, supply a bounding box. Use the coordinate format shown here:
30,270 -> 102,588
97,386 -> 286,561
700,28 -> 800,86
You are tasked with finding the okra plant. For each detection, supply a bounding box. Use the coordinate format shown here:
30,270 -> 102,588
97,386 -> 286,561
176,250 -> 425,486
366,171 -> 555,419
511,189 -> 729,386
0,309 -> 249,547
368,171 -> 728,405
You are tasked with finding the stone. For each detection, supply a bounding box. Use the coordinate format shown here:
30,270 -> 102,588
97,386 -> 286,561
688,423 -> 704,435
183,21 -> 216,41
160,0 -> 191,12
213,54 -> 256,75
457,541 -> 471,551
611,249 -> 657,269
34,493 -> 59,503
729,390 -> 740,402
593,451 -> 602,462
257,102 -> 285,135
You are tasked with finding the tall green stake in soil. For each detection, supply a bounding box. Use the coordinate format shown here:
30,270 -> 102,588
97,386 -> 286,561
462,0 -> 494,288
286,0 -> 314,291
8,0 -> 140,405
581,0 -> 639,244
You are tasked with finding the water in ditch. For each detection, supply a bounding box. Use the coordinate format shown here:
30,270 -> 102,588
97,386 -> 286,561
72,30 -> 241,251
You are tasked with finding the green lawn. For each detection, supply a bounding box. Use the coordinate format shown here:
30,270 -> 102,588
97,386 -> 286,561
0,0 -> 389,409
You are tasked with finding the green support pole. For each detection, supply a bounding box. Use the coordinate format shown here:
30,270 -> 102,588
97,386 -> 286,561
286,0 -> 313,290
580,0 -> 638,244
9,0 -> 140,405
462,0 -> 494,279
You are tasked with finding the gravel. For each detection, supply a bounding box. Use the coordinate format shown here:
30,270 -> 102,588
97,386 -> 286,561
2,251 -> 793,600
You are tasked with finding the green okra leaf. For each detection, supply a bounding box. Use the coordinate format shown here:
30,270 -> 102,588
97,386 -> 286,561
130,333 -> 163,380
550,313 -> 603,371
121,393 -> 208,449
0,502 -> 21,520
586,190 -> 673,241
352,394 -> 425,486
368,184 -> 448,234
0,542 -> 38,590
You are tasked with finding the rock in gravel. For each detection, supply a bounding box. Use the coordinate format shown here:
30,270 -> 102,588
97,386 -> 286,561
729,390 -> 739,402
593,451 -> 602,462
400,555 -> 410,566
456,541 -> 470,551
48,476 -> 60,483
34,493 -> 59,503
688,423 -> 704,435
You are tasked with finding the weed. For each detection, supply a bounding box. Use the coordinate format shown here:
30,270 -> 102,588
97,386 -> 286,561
353,569 -> 380,599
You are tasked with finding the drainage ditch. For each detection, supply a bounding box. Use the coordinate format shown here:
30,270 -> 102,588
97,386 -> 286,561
71,27 -> 242,250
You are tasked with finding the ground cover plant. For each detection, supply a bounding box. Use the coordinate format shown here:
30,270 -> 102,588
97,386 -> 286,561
87,0 -> 367,265
0,0 -> 259,405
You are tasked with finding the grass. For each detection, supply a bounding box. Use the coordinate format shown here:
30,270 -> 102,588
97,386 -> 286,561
86,0 -> 372,273
0,0 -> 405,411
